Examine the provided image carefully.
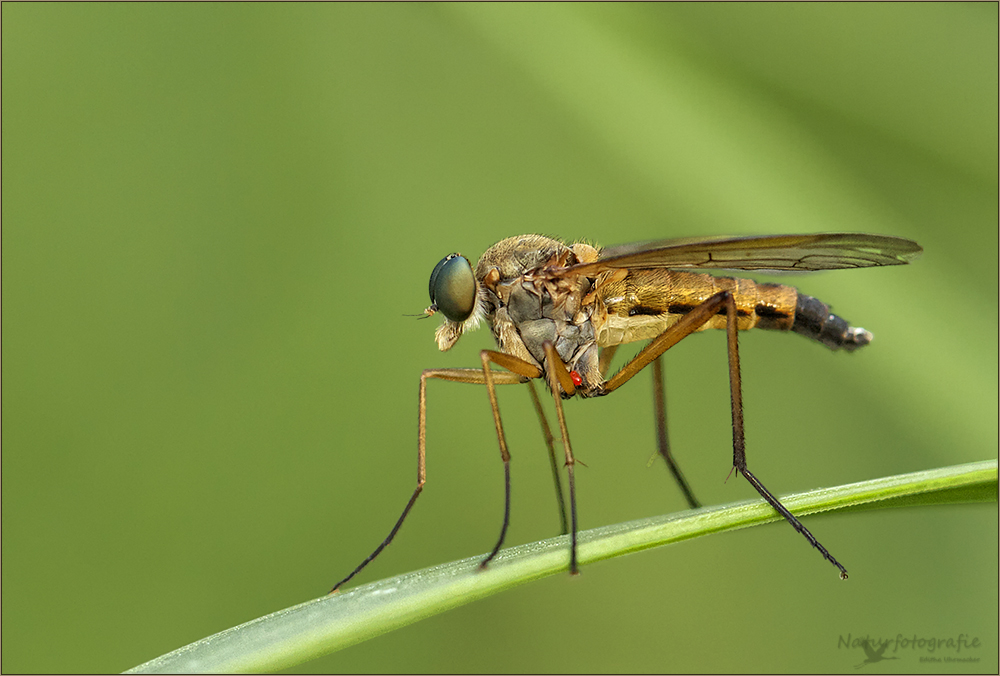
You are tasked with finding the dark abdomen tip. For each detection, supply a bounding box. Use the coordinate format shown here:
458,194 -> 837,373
792,293 -> 872,352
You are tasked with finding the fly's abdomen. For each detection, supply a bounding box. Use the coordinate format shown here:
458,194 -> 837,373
595,269 -> 799,346
594,269 -> 871,352
791,293 -> 872,352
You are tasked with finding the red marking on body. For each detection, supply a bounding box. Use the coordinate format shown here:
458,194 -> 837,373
570,371 -> 583,387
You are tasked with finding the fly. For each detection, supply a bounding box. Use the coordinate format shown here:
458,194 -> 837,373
331,232 -> 923,591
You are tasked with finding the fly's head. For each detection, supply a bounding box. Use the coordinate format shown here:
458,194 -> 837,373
426,253 -> 486,351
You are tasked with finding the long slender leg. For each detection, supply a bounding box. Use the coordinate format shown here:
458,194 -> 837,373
604,291 -> 848,578
526,380 -> 569,535
614,344 -> 696,505
720,297 -> 848,579
541,342 -> 581,575
330,364 -> 532,593
652,357 -> 700,509
604,292 -> 731,393
477,350 -> 544,567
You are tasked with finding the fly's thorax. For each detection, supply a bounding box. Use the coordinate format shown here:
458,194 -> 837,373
474,234 -> 573,282
504,274 -> 599,383
593,268 -> 798,347
474,235 -> 603,392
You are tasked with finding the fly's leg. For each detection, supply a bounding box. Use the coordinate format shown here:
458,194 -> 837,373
605,344 -> 698,508
526,380 -> 569,535
330,362 -> 534,593
541,341 -> 582,575
720,302 -> 848,579
652,357 -> 700,509
604,291 -> 848,579
477,350 -> 544,567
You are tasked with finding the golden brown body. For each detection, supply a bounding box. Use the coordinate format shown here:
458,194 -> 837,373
594,268 -> 797,346
331,231 -> 921,591
434,233 -> 901,396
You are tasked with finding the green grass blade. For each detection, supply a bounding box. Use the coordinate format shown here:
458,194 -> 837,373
127,459 -> 997,674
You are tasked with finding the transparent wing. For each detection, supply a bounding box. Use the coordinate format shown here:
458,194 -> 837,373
566,233 -> 922,276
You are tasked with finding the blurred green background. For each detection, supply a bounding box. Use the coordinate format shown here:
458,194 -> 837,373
3,3 -> 997,674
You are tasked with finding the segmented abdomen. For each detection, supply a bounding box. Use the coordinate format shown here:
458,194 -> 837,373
593,269 -> 870,351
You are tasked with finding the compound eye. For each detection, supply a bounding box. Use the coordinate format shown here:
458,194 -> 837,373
428,254 -> 476,322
